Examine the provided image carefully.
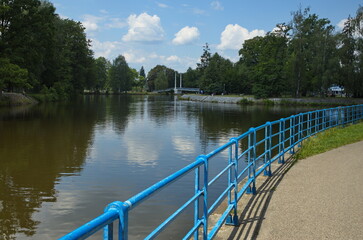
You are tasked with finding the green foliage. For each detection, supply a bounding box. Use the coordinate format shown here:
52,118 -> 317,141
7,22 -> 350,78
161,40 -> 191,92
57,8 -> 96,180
296,122 -> 363,159
0,0 -> 95,100
338,6 -> 363,98
197,43 -> 211,71
0,58 -> 30,91
182,67 -> 199,88
139,66 -> 146,78
146,65 -> 175,91
109,55 -> 132,93
261,99 -> 275,105
93,57 -> 110,92
239,34 -> 289,98
233,6 -> 363,99
1,1 -> 363,100
287,8 -> 337,97
155,71 -> 168,90
239,98 -> 253,105
134,66 -> 146,91
199,53 -> 233,94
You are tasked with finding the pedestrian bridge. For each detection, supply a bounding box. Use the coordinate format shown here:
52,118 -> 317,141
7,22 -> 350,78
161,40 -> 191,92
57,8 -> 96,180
60,104 -> 363,240
154,87 -> 200,94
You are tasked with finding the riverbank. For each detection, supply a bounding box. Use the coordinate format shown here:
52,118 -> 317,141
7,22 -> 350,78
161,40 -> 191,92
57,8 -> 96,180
180,94 -> 363,106
0,92 -> 38,107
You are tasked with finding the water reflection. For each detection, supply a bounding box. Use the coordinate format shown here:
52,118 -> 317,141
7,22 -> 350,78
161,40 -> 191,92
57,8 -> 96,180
0,102 -> 99,239
108,95 -> 132,134
0,95 -> 316,239
172,136 -> 196,154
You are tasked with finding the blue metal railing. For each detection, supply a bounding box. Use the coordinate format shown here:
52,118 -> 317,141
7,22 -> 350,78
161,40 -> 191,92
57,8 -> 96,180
60,104 -> 363,240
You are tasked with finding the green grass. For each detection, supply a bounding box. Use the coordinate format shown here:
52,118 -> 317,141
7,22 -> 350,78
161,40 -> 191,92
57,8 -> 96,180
278,99 -> 350,107
296,121 -> 363,160
239,98 -> 254,105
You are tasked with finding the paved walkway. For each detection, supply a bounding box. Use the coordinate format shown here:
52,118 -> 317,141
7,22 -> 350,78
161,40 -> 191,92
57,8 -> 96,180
213,141 -> 363,240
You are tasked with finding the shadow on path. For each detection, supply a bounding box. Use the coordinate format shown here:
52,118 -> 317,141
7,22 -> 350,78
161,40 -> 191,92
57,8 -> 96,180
214,155 -> 296,240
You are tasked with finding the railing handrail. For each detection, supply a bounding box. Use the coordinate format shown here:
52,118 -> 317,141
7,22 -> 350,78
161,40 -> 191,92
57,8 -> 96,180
60,104 -> 363,240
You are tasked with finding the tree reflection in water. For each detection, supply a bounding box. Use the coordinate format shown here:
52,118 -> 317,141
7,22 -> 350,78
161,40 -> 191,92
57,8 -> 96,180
0,99 -> 108,239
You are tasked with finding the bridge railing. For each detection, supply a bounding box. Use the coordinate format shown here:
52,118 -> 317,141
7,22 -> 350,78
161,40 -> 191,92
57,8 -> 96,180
60,104 -> 363,240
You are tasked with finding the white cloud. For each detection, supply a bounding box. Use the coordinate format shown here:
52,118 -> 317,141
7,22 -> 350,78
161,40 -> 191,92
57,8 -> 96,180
122,13 -> 165,43
157,2 -> 168,8
149,52 -> 163,59
166,55 -> 180,62
121,50 -> 166,64
90,39 -> 124,59
123,51 -> 147,63
82,15 -> 102,32
58,14 -> 69,20
337,18 -> 348,30
217,24 -> 265,50
172,26 -> 200,45
100,9 -> 108,14
106,18 -> 127,29
211,1 -> 224,10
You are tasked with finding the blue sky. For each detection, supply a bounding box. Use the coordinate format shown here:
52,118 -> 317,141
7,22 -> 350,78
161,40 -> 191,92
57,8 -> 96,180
53,0 -> 362,73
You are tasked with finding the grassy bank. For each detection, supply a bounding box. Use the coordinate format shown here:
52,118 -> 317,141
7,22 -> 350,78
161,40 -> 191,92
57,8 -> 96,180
296,121 -> 363,160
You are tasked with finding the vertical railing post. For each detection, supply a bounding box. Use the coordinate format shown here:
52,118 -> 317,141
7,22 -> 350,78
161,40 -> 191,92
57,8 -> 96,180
119,205 -> 129,240
327,109 -> 331,128
338,107 -> 342,127
226,138 -> 239,226
323,109 -> 326,130
194,164 -> 200,240
104,222 -> 113,240
290,117 -> 295,154
201,155 -> 208,239
104,201 -> 129,240
264,123 -> 272,176
298,114 -> 302,147
348,106 -> 351,124
313,111 -> 318,134
332,108 -> 335,127
247,128 -> 256,194
279,118 -> 285,164
308,112 -> 312,136
228,143 -> 232,209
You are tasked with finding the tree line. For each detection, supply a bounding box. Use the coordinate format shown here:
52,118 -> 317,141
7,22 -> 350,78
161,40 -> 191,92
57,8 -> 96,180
1,1 -> 362,99
147,6 -> 363,98
0,0 -> 142,100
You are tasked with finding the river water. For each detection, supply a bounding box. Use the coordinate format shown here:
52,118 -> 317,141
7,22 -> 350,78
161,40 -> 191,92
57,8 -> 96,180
0,95 -> 315,239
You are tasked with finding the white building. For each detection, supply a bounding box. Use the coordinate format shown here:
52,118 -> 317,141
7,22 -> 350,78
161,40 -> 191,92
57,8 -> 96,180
328,85 -> 345,97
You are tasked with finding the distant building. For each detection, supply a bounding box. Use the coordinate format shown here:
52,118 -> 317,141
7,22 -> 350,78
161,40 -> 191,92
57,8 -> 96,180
328,85 -> 345,97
